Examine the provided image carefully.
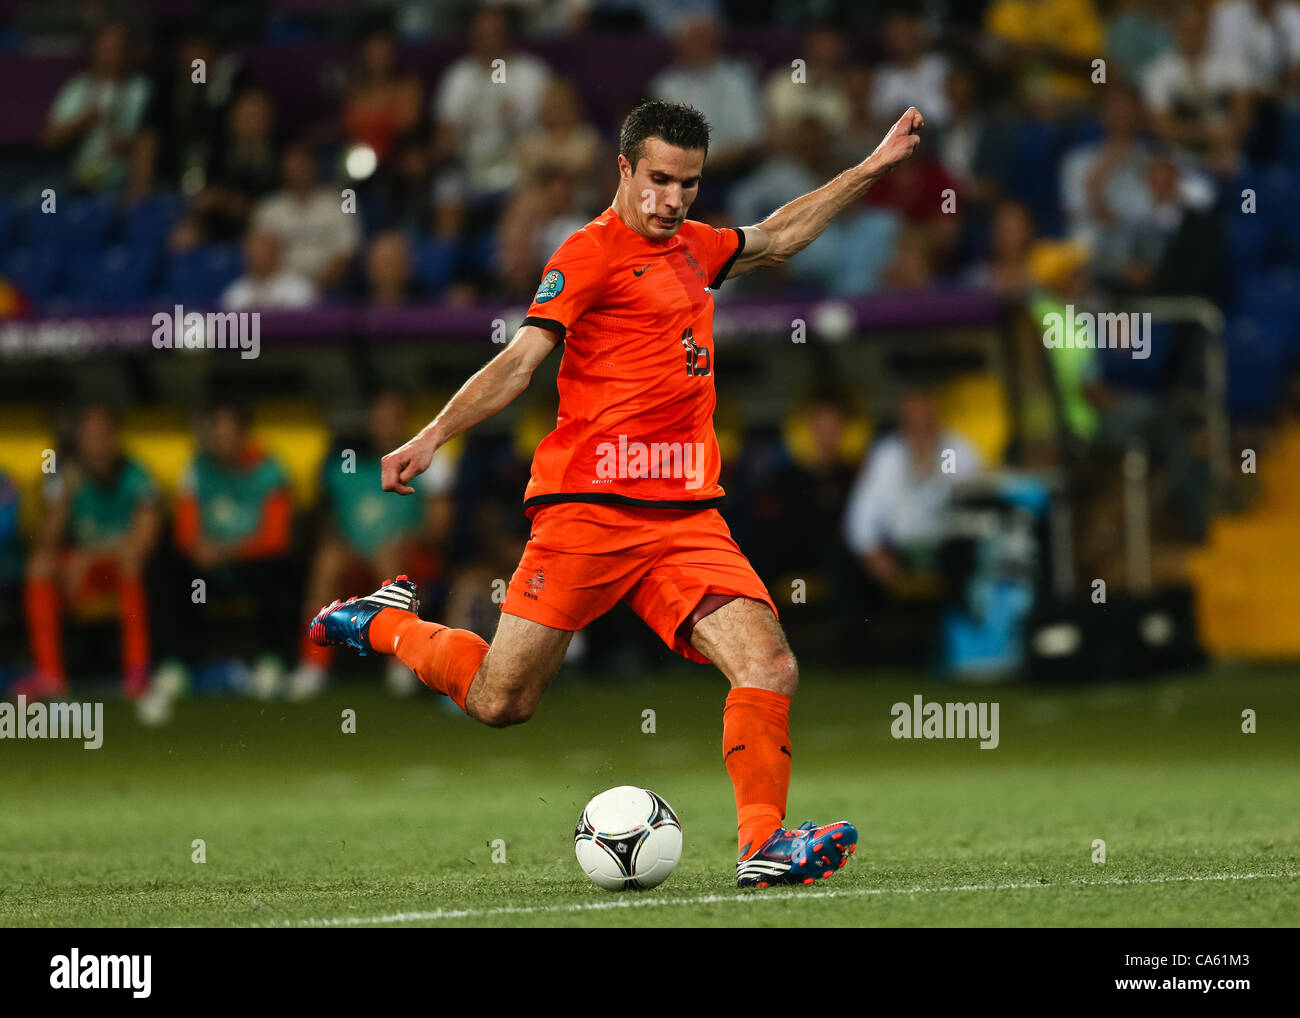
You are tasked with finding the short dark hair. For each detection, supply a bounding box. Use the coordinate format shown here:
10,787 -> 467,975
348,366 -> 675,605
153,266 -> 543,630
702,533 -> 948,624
619,100 -> 710,170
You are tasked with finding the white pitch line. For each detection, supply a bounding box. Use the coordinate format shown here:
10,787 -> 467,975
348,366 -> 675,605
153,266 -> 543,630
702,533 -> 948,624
277,870 -> 1298,927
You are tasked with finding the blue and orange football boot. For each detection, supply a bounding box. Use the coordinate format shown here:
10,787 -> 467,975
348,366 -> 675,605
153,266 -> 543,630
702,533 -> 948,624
308,575 -> 419,655
736,820 -> 859,888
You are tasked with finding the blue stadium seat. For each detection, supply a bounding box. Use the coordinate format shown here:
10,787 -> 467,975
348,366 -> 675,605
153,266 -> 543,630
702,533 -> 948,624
1225,313 -> 1289,420
161,243 -> 242,303
123,193 -> 184,254
1240,268 -> 1300,320
411,236 -> 455,295
70,245 -> 157,306
1,247 -> 59,303
27,194 -> 115,255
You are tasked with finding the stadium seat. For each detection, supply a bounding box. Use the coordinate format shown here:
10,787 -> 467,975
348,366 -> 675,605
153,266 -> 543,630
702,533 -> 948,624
67,244 -> 158,306
26,194 -> 115,255
1224,313 -> 1288,420
162,243 -> 242,304
1,246 -> 58,303
123,193 -> 184,254
411,236 -> 455,295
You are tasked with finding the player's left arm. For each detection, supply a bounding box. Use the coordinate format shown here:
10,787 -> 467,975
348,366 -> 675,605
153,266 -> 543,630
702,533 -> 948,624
727,106 -> 924,279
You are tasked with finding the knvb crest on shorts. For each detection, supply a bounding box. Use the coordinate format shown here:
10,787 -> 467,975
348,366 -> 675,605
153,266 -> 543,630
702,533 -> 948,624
535,269 -> 564,303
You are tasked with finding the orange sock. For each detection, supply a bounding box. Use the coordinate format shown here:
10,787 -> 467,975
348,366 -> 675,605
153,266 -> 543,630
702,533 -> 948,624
24,577 -> 65,683
368,608 -> 487,712
119,575 -> 150,674
724,686 -> 792,859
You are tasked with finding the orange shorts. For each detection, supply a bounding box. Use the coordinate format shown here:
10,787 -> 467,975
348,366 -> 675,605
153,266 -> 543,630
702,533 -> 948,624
501,501 -> 778,664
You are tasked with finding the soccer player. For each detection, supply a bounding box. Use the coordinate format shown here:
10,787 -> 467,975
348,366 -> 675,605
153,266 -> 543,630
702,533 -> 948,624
311,100 -> 924,887
21,404 -> 159,700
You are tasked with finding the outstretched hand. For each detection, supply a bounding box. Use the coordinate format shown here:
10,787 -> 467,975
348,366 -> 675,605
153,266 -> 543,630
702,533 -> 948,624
869,106 -> 925,176
381,435 -> 436,495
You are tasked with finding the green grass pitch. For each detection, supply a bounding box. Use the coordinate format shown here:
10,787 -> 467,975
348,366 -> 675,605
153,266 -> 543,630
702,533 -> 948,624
1,664 -> 1296,927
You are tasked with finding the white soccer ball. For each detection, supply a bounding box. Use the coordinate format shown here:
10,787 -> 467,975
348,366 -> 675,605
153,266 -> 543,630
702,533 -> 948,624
574,785 -> 682,891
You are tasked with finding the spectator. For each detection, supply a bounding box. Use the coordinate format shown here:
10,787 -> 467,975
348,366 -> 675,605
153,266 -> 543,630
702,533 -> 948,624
220,228 -> 317,310
289,389 -> 455,699
341,26 -> 423,169
1115,150 -> 1222,299
731,115 -> 901,296
1059,83 -> 1153,283
1142,5 -> 1254,173
140,24 -> 250,195
844,388 -> 983,587
364,230 -> 417,305
42,21 -> 153,195
967,199 -> 1039,300
20,405 -> 160,700
250,143 -> 362,292
764,24 -> 851,137
432,7 -> 551,205
1208,0 -> 1300,96
513,77 -> 604,213
650,11 -> 762,184
870,11 -> 951,129
934,63 -> 1007,213
174,401 -> 295,684
498,167 -> 590,298
1105,0 -> 1176,85
173,89 -> 283,247
983,0 -> 1104,110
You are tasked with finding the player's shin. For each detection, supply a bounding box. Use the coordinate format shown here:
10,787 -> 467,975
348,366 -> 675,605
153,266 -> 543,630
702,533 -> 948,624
368,609 -> 487,712
723,686 -> 793,859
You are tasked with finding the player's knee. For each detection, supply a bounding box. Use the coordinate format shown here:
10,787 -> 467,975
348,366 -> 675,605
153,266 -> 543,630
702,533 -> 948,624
474,692 -> 536,728
771,649 -> 799,697
738,647 -> 798,697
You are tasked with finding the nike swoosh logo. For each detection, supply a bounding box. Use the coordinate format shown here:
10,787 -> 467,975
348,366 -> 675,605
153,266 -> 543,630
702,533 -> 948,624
633,264 -> 651,276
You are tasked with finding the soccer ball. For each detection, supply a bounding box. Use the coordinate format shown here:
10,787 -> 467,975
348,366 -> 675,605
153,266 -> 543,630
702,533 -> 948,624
574,786 -> 682,891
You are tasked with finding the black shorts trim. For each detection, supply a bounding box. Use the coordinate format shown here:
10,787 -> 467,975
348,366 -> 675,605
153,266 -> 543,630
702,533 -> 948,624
523,492 -> 726,512
709,227 -> 746,290
521,316 -> 566,340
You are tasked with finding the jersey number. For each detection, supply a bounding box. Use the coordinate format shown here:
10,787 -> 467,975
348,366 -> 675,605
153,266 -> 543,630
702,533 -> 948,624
681,328 -> 710,377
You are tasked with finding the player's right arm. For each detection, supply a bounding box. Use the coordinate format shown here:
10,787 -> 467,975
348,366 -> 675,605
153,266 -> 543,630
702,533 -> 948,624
381,325 -> 559,495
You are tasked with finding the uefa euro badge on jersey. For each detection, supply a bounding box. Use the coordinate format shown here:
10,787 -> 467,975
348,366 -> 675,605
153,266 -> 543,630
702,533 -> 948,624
535,269 -> 565,303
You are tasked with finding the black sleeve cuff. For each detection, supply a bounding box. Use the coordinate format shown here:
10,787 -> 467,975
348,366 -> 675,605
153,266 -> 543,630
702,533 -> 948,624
709,227 -> 746,290
521,316 -> 566,340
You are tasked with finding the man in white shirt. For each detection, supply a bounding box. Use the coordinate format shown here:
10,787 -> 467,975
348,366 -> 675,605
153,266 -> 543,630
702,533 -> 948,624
1142,5 -> 1254,170
844,389 -> 982,586
250,143 -> 361,291
432,6 -> 552,200
650,12 -> 762,173
870,12 -> 951,130
220,229 -> 317,310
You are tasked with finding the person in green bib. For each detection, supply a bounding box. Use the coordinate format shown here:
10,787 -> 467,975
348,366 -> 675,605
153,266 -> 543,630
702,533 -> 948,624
288,390 -> 454,699
173,401 -> 295,685
20,404 -> 160,700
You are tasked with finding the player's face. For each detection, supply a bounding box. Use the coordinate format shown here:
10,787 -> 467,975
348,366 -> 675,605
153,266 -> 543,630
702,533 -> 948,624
620,138 -> 705,241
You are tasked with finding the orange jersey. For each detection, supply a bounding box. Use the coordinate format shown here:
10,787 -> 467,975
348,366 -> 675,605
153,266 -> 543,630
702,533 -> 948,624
520,206 -> 744,518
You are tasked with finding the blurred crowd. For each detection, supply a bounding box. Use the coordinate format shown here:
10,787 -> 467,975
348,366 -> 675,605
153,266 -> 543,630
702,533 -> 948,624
2,0 -> 1299,696
1,0 -> 1296,314
0,384 -> 982,697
